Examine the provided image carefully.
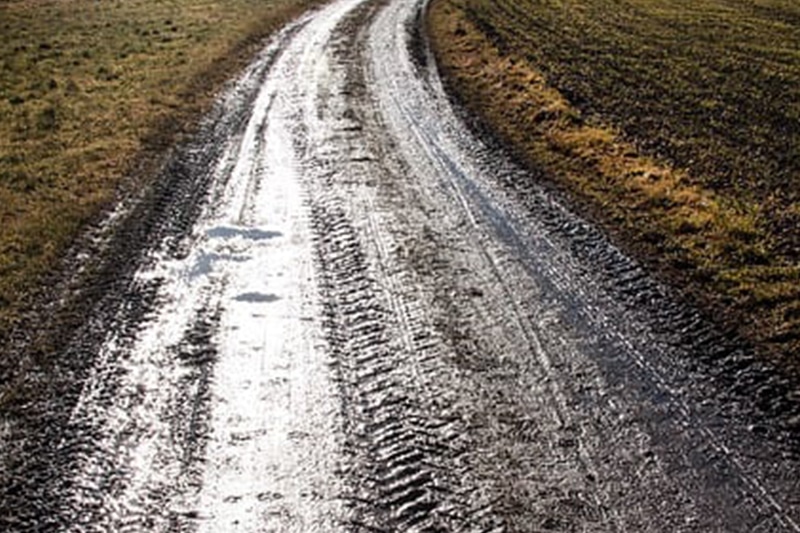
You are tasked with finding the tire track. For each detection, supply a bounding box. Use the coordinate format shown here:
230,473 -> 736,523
368,0 -> 800,530
303,3 -> 637,530
311,199 -> 451,531
297,7 -> 509,530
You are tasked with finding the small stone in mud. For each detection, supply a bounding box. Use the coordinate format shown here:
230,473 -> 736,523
467,286 -> 484,298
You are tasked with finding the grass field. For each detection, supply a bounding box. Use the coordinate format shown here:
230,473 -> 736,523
428,0 -> 800,369
0,0 -> 320,338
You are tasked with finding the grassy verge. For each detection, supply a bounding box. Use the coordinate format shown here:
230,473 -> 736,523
0,0 -> 323,338
427,0 -> 800,370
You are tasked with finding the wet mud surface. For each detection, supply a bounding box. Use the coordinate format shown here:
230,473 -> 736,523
1,0 -> 799,531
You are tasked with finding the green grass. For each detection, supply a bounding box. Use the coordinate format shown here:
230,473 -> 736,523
429,0 -> 800,369
0,0 -> 321,336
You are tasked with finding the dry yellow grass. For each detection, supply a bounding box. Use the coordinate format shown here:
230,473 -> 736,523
0,0 -> 322,336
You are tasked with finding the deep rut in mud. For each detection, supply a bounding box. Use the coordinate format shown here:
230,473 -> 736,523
1,0 -> 799,531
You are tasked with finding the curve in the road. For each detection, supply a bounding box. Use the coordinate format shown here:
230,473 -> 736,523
0,0 -> 798,531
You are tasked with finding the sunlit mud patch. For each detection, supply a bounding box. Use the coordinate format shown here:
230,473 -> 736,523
194,239 -> 344,531
170,2 -> 361,527
106,174 -> 346,531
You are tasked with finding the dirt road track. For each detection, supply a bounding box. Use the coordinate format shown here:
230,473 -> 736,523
1,0 -> 799,531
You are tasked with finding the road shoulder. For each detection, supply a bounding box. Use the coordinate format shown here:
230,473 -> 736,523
426,0 -> 800,376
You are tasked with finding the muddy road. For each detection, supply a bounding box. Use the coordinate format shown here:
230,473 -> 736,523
1,0 -> 799,530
